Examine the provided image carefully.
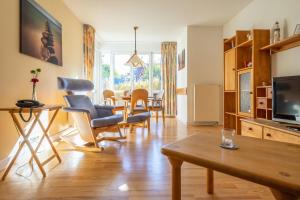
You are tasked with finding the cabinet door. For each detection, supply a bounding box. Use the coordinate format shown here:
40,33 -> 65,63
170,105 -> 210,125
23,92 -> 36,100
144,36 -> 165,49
241,121 -> 263,139
238,70 -> 253,117
264,128 -> 300,145
224,49 -> 236,91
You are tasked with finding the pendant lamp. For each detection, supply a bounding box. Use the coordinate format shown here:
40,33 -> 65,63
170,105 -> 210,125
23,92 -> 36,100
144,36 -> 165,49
125,26 -> 144,67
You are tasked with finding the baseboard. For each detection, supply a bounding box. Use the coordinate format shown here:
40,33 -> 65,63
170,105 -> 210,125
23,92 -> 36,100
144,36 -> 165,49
189,121 -> 220,126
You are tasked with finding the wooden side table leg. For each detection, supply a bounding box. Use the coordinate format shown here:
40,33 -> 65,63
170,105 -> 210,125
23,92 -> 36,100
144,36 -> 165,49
25,139 -> 47,177
35,109 -> 62,163
1,142 -> 25,181
207,168 -> 214,194
270,188 -> 298,200
168,157 -> 183,200
11,112 -> 46,178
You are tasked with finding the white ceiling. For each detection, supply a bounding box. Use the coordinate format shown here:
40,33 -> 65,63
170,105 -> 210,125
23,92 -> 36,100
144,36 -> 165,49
63,0 -> 252,42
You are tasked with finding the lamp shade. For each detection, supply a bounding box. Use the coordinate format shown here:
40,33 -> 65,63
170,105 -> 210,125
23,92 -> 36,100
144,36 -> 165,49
125,26 -> 144,67
126,53 -> 145,67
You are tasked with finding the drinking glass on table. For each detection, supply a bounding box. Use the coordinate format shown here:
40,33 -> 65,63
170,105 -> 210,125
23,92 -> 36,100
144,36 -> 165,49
221,128 -> 236,148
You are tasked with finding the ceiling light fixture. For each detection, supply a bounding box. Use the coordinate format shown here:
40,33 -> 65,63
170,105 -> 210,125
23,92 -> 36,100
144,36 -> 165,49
125,26 -> 144,67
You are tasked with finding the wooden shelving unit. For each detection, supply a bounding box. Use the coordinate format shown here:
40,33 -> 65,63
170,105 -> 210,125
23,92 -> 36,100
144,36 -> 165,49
224,36 -> 236,52
260,34 -> 300,53
256,86 -> 272,120
223,29 -> 271,134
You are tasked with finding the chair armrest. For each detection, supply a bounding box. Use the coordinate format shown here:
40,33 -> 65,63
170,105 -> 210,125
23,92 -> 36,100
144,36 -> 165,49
63,107 -> 90,113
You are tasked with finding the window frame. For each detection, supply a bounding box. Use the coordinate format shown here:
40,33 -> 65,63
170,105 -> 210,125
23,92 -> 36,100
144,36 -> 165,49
99,51 -> 162,97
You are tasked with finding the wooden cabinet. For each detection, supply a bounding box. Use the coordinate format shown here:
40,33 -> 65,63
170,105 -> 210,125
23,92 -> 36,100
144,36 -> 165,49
223,29 -> 271,135
256,86 -> 272,120
267,87 -> 272,99
224,49 -> 236,91
256,98 -> 267,109
241,121 -> 263,139
241,119 -> 300,145
263,128 -> 300,145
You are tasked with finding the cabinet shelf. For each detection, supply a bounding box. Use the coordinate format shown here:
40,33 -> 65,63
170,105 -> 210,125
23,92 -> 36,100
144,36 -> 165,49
224,36 -> 236,44
224,48 -> 236,54
257,85 -> 272,88
224,90 -> 236,93
260,34 -> 300,53
237,67 -> 252,72
237,39 -> 252,48
225,112 -> 237,116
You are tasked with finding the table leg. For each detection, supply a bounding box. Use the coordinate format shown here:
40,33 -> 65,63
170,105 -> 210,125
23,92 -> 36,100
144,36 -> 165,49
1,142 -> 25,181
270,188 -> 298,200
34,109 -> 62,163
207,168 -> 214,194
168,157 -> 183,200
10,112 -> 46,178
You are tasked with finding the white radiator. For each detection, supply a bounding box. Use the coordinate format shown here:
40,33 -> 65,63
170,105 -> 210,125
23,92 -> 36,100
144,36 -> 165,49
193,84 -> 221,125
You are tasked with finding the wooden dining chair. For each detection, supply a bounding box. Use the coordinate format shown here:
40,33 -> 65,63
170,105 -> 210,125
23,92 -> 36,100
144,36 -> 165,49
103,89 -> 126,114
128,89 -> 151,132
103,89 -> 115,105
149,90 -> 165,125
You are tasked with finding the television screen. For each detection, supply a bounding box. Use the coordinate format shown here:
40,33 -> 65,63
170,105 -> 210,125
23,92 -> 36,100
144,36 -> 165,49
273,76 -> 300,125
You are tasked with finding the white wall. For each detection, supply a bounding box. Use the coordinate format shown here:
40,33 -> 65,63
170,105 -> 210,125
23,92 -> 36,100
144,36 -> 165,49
186,26 -> 223,124
223,0 -> 300,77
176,28 -> 188,124
101,41 -> 161,53
0,0 -> 83,160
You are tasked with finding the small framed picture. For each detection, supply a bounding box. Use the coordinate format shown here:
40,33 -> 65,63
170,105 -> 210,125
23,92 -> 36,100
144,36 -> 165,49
294,24 -> 300,35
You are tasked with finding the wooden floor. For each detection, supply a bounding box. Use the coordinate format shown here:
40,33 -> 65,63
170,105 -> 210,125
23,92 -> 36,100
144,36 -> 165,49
0,118 -> 275,200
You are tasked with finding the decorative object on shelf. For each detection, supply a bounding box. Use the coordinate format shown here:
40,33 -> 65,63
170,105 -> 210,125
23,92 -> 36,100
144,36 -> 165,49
247,61 -> 252,68
231,40 -> 235,48
178,49 -> 185,71
271,21 -> 281,44
243,60 -> 252,68
125,26 -> 144,68
220,128 -> 238,150
247,33 -> 252,41
30,68 -> 42,101
20,0 -> 62,66
294,24 -> 300,35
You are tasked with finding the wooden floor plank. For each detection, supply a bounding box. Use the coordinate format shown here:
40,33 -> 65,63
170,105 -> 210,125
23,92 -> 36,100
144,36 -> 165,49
0,119 -> 275,199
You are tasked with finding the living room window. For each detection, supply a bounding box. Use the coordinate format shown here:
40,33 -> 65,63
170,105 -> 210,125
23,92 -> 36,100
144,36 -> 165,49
97,52 -> 162,102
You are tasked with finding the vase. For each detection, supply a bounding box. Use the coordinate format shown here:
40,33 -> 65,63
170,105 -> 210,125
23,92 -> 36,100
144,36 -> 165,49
32,84 -> 37,101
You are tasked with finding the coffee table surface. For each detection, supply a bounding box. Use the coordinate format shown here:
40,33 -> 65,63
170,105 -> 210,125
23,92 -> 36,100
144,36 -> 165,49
161,132 -> 300,195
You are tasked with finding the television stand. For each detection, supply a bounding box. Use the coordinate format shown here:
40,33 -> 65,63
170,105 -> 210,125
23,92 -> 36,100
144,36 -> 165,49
286,125 -> 300,132
240,118 -> 300,145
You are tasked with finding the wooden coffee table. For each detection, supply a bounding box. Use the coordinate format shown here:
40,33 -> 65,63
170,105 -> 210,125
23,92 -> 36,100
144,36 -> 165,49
161,133 -> 300,200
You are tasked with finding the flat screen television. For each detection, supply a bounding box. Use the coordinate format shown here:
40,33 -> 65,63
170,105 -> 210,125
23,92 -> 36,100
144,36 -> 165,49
273,75 -> 300,125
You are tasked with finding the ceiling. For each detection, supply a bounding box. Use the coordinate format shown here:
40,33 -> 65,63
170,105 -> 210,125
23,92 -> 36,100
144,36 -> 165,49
63,0 -> 252,42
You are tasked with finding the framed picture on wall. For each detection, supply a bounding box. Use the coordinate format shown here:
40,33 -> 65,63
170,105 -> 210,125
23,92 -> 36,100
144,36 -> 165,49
178,49 -> 185,71
20,0 -> 63,66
